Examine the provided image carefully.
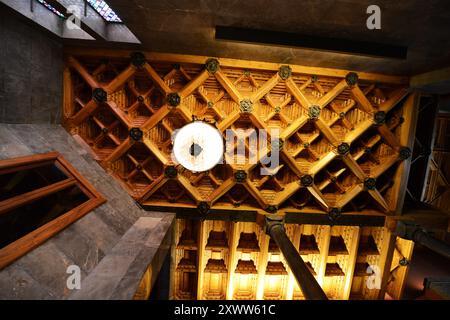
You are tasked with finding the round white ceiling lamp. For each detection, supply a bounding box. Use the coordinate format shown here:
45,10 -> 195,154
172,121 -> 224,172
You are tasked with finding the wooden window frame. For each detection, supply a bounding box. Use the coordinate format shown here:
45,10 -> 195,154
0,151 -> 106,270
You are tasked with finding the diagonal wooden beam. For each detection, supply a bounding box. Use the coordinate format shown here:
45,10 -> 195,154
70,100 -> 98,126
141,105 -> 171,131
243,180 -> 268,209
368,189 -> 389,212
345,119 -> 373,144
207,178 -> 236,204
315,119 -> 339,146
107,102 -> 132,129
102,137 -> 135,165
351,85 -> 375,113
68,56 -> 99,89
143,63 -> 172,94
104,65 -> 136,93
280,115 -> 308,140
336,184 -> 364,208
177,175 -> 204,202
217,110 -> 240,132
143,139 -> 170,165
317,79 -> 348,108
249,112 -> 269,132
176,105 -> 193,123
179,70 -> 210,98
309,151 -> 336,175
378,88 -> 409,113
307,184 -> 330,211
250,73 -> 280,102
342,155 -> 366,181
286,78 -> 311,108
0,178 -> 76,215
215,71 -> 243,103
280,150 -> 303,177
377,125 -> 401,150
139,175 -> 168,202
273,181 -> 301,205
371,155 -> 399,178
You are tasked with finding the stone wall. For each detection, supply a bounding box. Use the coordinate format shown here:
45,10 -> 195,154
0,124 -> 172,299
0,10 -> 63,124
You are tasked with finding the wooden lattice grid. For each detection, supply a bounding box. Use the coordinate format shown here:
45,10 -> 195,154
63,48 -> 418,219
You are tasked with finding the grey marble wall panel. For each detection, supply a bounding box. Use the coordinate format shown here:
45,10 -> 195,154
0,10 -> 62,124
0,124 -> 174,299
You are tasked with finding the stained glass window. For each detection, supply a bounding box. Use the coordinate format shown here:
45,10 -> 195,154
86,0 -> 123,23
36,0 -> 66,19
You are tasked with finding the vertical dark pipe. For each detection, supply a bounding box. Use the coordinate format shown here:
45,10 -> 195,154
413,230 -> 450,260
395,220 -> 450,260
267,222 -> 328,300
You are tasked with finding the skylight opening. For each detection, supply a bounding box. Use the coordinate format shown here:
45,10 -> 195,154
36,0 -> 66,19
86,0 -> 123,23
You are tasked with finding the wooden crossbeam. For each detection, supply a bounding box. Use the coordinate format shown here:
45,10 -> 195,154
281,116 -> 308,140
179,70 -> 210,98
143,63 -> 171,94
317,79 -> 348,108
139,175 -> 168,202
307,185 -> 330,211
379,88 -> 409,113
273,181 -> 301,204
368,189 -> 389,212
286,78 -> 311,108
251,73 -> 280,102
243,181 -> 269,209
70,100 -> 98,126
141,105 -> 171,131
351,86 -> 375,113
68,56 -> 99,88
314,119 -> 339,146
0,178 -> 76,215
377,125 -> 401,150
215,71 -> 244,103
309,151 -> 336,175
208,178 -> 236,204
63,50 -> 419,234
104,65 -> 136,93
342,155 -> 366,181
336,184 -> 364,208
102,137 -> 135,164
142,139 -> 169,165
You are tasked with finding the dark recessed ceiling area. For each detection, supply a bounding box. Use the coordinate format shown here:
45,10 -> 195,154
103,0 -> 450,76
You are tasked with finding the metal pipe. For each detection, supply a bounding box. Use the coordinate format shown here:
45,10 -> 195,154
395,221 -> 450,260
413,229 -> 450,259
266,220 -> 328,300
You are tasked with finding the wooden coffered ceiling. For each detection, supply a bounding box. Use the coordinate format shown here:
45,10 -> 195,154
61,47 -> 419,300
62,48 -> 417,221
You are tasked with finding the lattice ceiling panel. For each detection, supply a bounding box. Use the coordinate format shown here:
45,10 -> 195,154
63,49 -> 416,220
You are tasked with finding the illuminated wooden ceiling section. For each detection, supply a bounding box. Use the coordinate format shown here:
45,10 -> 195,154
62,48 -> 418,300
63,48 -> 415,220
171,218 -> 414,300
